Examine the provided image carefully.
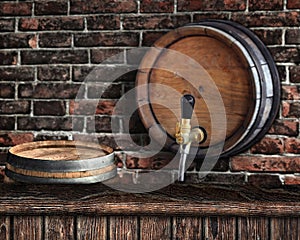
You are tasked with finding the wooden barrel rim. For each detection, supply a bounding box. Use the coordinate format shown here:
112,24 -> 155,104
136,20 -> 280,157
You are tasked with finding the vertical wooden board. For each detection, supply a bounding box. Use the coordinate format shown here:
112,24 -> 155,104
204,216 -> 236,240
140,216 -> 171,240
14,216 -> 42,240
270,217 -> 299,240
238,217 -> 269,240
77,216 -> 107,240
172,216 -> 202,240
45,216 -> 75,240
0,216 -> 10,240
109,216 -> 138,240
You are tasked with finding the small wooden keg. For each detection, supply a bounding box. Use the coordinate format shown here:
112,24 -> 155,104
5,140 -> 116,184
136,20 -> 281,157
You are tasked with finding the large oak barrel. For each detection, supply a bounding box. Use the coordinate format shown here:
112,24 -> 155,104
5,140 -> 116,184
136,20 -> 280,157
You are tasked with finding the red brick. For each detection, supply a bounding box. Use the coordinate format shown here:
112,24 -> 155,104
269,47 -> 300,63
282,101 -> 300,118
34,101 -> 66,116
290,66 -> 300,83
0,33 -> 36,49
0,2 -> 32,16
0,19 -> 15,32
122,15 -> 190,30
0,100 -> 30,114
35,135 -> 69,141
250,137 -> 284,154
231,156 -> 300,172
0,117 -> 15,130
87,83 -> 122,99
0,51 -> 17,65
284,138 -> 300,154
70,0 -> 137,14
282,85 -> 300,100
178,0 -> 246,11
284,176 -> 300,185
74,32 -> 139,47
269,120 -> 299,136
249,0 -> 283,10
39,33 -> 72,48
19,17 -> 84,31
287,0 -> 300,9
86,116 -> 113,133
142,31 -> 168,46
193,13 -> 231,22
91,49 -> 124,64
0,67 -> 34,81
140,0 -> 174,13
21,50 -> 88,65
34,1 -> 68,15
87,15 -> 120,30
0,83 -> 15,98
286,29 -> 300,44
253,29 -> 282,45
69,100 -> 117,115
0,133 -> 34,147
37,66 -> 70,82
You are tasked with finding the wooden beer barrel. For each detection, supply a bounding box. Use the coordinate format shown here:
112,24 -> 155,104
5,140 -> 116,184
136,20 -> 280,157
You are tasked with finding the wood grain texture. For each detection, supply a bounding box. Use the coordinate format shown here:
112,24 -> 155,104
77,216 -> 107,240
204,216 -> 236,240
140,216 -> 171,240
109,216 -> 138,240
173,216 -> 202,240
13,216 -> 42,240
45,216 -> 74,240
0,216 -> 10,240
270,217 -> 299,240
238,217 -> 269,240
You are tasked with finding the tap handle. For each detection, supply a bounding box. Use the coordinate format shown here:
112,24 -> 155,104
181,94 -> 195,119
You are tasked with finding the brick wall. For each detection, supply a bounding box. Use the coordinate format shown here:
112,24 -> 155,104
0,0 -> 299,186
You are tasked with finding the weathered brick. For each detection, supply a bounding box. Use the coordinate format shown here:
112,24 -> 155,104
284,176 -> 300,185
193,13 -> 230,22
19,17 -> 84,31
70,100 -> 117,115
289,66 -> 300,83
72,66 -> 94,82
70,0 -> 137,14
87,83 -> 122,99
253,29 -> 282,45
0,83 -> 14,98
178,0 -> 246,11
282,101 -> 300,118
74,32 -> 139,47
21,50 -> 88,65
91,49 -> 124,64
249,0 -> 283,10
35,134 -> 69,141
0,100 -> 30,114
284,138 -> 300,154
122,15 -> 191,30
37,66 -> 70,81
287,0 -> 300,9
0,2 -> 32,16
39,33 -> 72,48
0,67 -> 34,81
231,156 -> 300,172
34,1 -> 68,15
0,133 -> 34,147
140,0 -> 174,13
18,83 -> 81,99
282,85 -> 300,100
0,117 -> 15,130
185,172 -> 245,185
231,12 -> 300,27
269,47 -> 300,63
247,174 -> 283,188
87,116 -> 113,133
0,51 -> 17,65
286,29 -> 300,44
277,65 -> 287,82
250,137 -> 284,154
87,15 -> 120,30
0,19 -> 15,32
142,31 -> 167,46
17,116 -> 84,131
269,120 -> 299,136
34,101 -> 66,116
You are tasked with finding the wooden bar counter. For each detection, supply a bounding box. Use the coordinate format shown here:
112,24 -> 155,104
1,170 -> 300,239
